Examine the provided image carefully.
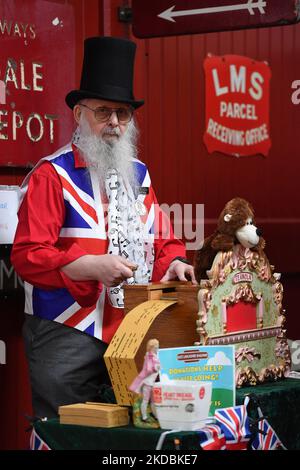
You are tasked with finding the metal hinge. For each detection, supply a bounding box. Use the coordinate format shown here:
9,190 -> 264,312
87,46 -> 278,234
118,6 -> 132,23
296,0 -> 300,21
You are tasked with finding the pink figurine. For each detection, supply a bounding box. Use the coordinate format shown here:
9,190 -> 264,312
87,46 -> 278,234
129,339 -> 160,421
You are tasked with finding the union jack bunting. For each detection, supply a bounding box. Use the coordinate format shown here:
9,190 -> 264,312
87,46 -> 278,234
197,424 -> 226,450
215,397 -> 251,450
251,406 -> 286,450
29,428 -> 51,451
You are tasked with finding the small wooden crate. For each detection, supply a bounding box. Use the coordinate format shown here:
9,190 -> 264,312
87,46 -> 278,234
59,403 -> 129,428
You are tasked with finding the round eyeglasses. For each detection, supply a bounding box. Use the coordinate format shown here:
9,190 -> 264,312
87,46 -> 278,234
79,103 -> 133,124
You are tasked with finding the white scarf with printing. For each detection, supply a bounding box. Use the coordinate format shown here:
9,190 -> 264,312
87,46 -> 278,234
105,168 -> 154,308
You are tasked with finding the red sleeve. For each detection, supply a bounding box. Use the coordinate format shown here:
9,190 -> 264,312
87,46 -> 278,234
151,188 -> 186,281
11,162 -> 101,307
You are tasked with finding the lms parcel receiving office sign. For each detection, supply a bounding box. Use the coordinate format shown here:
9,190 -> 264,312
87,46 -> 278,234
203,54 -> 271,157
132,0 -> 300,38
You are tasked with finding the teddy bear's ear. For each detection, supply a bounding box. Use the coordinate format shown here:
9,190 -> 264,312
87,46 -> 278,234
224,213 -> 232,223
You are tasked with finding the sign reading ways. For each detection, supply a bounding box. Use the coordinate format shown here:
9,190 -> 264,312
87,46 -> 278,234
132,0 -> 300,39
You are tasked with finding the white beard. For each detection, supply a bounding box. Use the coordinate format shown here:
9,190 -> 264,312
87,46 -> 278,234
74,114 -> 139,191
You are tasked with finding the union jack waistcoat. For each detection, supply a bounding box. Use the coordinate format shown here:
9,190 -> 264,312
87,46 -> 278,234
22,144 -> 156,343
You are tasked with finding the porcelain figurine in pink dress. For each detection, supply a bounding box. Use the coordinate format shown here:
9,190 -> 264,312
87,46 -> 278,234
129,339 -> 160,421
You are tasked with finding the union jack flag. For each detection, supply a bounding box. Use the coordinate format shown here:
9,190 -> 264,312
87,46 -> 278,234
215,397 -> 251,450
251,406 -> 286,450
21,146 -> 157,344
197,424 -> 226,450
29,428 -> 51,451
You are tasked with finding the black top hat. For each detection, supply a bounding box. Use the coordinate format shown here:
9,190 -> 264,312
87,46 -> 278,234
65,36 -> 144,109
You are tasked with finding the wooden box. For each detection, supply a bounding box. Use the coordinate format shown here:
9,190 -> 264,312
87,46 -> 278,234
59,402 -> 129,428
104,282 -> 200,405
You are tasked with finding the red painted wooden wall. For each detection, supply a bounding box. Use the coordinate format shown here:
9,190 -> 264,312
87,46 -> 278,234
132,24 -> 300,339
1,0 -> 299,449
133,28 -> 300,273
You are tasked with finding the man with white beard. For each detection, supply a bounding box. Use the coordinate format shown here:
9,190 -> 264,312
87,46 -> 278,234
11,37 -> 196,419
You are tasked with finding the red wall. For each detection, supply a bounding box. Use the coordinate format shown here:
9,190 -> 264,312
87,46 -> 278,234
1,0 -> 300,449
133,28 -> 300,271
132,25 -> 300,338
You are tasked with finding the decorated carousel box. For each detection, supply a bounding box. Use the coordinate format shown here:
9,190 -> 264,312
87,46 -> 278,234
196,244 -> 291,387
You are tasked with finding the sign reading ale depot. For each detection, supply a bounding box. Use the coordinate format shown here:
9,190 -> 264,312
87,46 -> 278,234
203,54 -> 271,157
0,0 -> 75,166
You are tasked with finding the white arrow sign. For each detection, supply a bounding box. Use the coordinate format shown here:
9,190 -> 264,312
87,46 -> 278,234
158,0 -> 267,23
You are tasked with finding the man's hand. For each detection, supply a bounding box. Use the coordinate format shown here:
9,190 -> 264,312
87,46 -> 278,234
160,259 -> 197,285
91,255 -> 138,286
61,254 -> 138,287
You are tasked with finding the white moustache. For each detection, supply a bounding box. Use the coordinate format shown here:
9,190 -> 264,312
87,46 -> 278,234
103,127 -> 121,136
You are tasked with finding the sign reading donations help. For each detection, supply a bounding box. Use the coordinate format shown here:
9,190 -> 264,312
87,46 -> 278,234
0,0 -> 75,165
203,54 -> 271,157
158,345 -> 235,416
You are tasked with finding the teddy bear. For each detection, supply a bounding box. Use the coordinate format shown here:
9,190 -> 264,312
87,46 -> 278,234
194,197 -> 265,282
